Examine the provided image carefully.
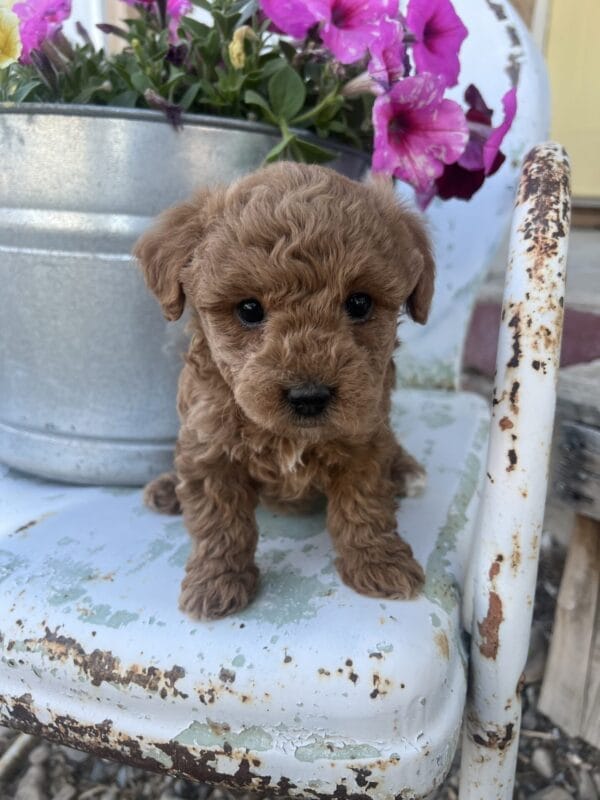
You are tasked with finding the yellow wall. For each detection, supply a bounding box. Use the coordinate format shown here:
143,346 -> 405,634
546,0 -> 600,199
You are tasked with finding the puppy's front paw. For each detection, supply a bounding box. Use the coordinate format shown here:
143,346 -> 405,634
144,472 -> 181,514
179,564 -> 259,620
336,538 -> 425,600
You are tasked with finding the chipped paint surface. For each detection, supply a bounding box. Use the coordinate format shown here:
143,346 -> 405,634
0,387 -> 490,799
461,143 -> 571,799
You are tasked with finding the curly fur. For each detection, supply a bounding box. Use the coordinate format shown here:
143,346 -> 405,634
135,162 -> 435,620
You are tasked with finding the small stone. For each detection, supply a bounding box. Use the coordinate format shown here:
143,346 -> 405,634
529,788 -> 574,800
29,745 -> 50,766
578,769 -> 600,800
522,708 -> 538,730
531,746 -> 554,779
52,787 -> 77,800
14,764 -> 48,800
59,745 -> 89,765
88,758 -> 114,783
116,764 -> 131,787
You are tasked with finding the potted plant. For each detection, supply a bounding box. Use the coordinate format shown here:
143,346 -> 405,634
0,0 -> 548,485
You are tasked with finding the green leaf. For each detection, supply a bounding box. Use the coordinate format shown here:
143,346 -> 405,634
130,70 -> 153,93
189,0 -> 213,10
179,82 -> 203,110
243,89 -> 277,124
268,64 -> 306,121
292,137 -> 337,164
264,133 -> 294,163
12,79 -> 43,103
180,16 -> 211,39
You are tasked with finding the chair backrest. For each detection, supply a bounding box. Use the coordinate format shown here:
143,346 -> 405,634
395,0 -> 551,391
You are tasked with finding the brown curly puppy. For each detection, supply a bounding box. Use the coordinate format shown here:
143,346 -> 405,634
134,162 -> 434,620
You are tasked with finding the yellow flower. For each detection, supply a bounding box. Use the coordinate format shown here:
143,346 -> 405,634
0,6 -> 21,69
228,26 -> 256,70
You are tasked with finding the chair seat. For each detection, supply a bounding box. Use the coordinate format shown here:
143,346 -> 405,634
0,388 -> 489,799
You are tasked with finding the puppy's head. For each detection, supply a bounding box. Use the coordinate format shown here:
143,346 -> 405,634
135,163 -> 434,441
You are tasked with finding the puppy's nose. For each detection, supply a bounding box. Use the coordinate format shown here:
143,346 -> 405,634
286,383 -> 333,417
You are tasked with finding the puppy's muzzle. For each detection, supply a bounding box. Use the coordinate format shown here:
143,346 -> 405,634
286,383 -> 333,418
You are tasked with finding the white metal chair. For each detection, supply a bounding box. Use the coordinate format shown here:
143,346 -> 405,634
0,143 -> 571,799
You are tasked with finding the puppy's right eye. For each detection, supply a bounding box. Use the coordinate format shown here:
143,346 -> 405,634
236,298 -> 265,328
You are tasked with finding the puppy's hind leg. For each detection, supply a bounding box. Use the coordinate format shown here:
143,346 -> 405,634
143,471 -> 182,515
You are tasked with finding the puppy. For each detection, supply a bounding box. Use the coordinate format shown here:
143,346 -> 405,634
134,162 -> 434,620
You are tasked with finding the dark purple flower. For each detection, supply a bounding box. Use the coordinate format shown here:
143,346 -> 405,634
406,0 -> 467,87
372,72 -> 468,194
421,85 -> 518,204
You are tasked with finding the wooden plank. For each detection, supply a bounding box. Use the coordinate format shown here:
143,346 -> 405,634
557,360 -> 600,429
539,515 -> 600,742
555,422 -> 600,520
582,577 -> 600,747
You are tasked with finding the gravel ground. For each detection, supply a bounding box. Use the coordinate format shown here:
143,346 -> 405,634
1,372 -> 598,799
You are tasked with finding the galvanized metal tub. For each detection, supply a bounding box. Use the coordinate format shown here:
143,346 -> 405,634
0,105 -> 368,485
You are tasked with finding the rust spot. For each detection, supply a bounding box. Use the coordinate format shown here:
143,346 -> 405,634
318,668 -> 331,676
283,654 -> 292,664
489,559 -> 501,580
351,768 -> 378,791
517,147 -> 571,285
507,312 -> 522,368
472,723 -> 514,750
516,672 -> 526,698
434,631 -> 449,660
349,671 -> 359,684
510,533 -> 522,574
509,380 -> 520,414
532,359 -> 540,370
369,652 -> 383,659
499,416 -> 514,431
486,472 -> 495,484
478,591 -> 504,659
485,0 -> 507,20
507,449 -> 518,472
23,628 -> 187,698
218,667 -> 235,684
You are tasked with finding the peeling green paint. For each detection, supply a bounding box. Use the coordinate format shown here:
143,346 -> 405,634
43,557 -> 99,607
376,641 -> 394,652
429,613 -> 441,628
77,603 -> 139,628
168,542 -> 190,568
126,538 -> 174,574
175,721 -> 273,751
419,402 -> 455,429
238,565 -> 337,627
424,449 -> 482,612
144,743 -> 173,769
257,507 -> 324,541
232,654 -> 245,667
294,736 -> 381,762
0,551 -> 28,584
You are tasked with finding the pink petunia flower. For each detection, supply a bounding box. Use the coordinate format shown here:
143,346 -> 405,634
372,72 -> 468,195
259,0 -> 319,39
12,0 -> 70,62
406,0 -> 467,87
367,18 -> 405,90
307,0 -> 399,64
430,85 -> 517,203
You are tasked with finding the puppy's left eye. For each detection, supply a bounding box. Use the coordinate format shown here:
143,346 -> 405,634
344,292 -> 373,322
236,298 -> 265,328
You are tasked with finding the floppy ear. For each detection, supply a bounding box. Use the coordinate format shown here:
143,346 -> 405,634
368,175 -> 435,325
133,189 -> 212,321
403,211 -> 435,325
